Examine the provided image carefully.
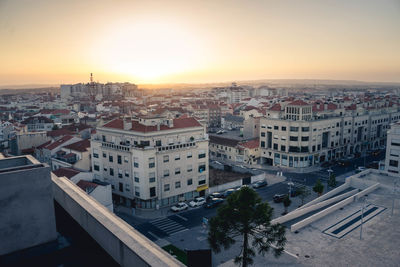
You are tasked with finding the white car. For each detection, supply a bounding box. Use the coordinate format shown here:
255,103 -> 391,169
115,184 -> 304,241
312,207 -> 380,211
170,202 -> 188,212
214,161 -> 223,165
189,197 -> 206,207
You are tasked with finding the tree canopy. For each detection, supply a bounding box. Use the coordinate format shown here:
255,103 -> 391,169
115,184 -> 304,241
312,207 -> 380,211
208,187 -> 286,266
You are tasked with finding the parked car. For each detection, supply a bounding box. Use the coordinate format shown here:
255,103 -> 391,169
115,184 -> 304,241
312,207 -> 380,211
366,161 -> 379,169
236,185 -> 249,191
338,159 -> 351,166
222,189 -> 236,198
204,198 -> 224,209
371,150 -> 381,156
252,180 -> 268,188
213,161 -> 223,165
189,197 -> 206,207
273,194 -> 287,203
170,202 -> 188,212
206,192 -> 222,201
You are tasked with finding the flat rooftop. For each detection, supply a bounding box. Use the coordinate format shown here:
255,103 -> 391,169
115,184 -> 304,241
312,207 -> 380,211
0,155 -> 45,173
283,172 -> 400,266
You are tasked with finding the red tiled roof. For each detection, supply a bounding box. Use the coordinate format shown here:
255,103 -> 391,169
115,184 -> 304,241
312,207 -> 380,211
239,138 -> 259,149
269,103 -> 282,111
36,140 -> 52,149
103,117 -> 202,133
45,135 -> 74,150
53,167 -> 80,179
40,109 -> 70,115
289,100 -> 309,106
47,129 -> 75,137
77,180 -> 99,193
63,139 -> 90,152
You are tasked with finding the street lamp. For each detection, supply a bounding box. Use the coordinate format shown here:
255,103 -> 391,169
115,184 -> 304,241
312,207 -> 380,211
288,181 -> 294,199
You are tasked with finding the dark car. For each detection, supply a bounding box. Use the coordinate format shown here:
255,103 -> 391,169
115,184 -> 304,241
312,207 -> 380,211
222,189 -> 236,198
204,198 -> 224,208
252,180 -> 268,188
206,192 -> 222,202
338,159 -> 351,166
273,194 -> 287,203
367,161 -> 379,169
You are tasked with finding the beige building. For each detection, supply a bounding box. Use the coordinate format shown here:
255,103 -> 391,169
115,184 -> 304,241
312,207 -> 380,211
260,100 -> 400,168
385,122 -> 400,175
91,116 -> 209,209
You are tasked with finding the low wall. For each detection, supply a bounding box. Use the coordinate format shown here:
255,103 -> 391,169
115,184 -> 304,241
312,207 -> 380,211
272,188 -> 359,225
290,183 -> 380,232
52,175 -> 184,267
299,182 -> 350,209
208,173 -> 267,194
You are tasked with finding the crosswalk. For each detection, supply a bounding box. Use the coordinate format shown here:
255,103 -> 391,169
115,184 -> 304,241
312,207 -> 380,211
150,217 -> 188,236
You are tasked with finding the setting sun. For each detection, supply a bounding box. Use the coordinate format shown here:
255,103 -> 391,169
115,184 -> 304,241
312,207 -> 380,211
94,20 -> 208,82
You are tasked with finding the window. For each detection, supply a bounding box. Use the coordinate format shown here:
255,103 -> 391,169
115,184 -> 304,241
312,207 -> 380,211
93,150 -> 99,158
175,167 -> 181,175
119,183 -> 123,192
261,132 -> 265,137
118,169 -> 123,178
149,172 -> 156,183
301,127 -> 309,132
149,157 -> 155,168
164,169 -> 170,177
124,156 -> 129,163
156,140 -> 161,146
103,152 -> 106,158
134,172 -> 139,182
198,150 -> 206,159
94,164 -> 100,171
133,157 -> 139,168
125,184 -> 130,192
281,145 -> 286,152
301,136 -> 309,141
198,163 -> 206,173
187,179 -> 193,185
389,160 -> 398,167
187,165 -> 193,172
103,166 -> 107,172
175,181 -> 181,189
163,155 -> 169,163
150,187 -> 156,197
109,155 -> 113,162
261,141 -> 265,148
290,127 -> 299,132
290,136 -> 298,141
125,170 -> 129,177
198,175 -> 206,185
273,143 -> 278,150
281,126 -> 287,131
187,151 -> 192,158
274,126 -> 279,130
109,168 -> 114,176
175,154 -> 180,161
135,186 -> 140,197
117,155 -> 122,164
164,184 -> 170,191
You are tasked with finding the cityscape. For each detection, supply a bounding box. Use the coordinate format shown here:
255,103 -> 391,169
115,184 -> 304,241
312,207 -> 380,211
0,1 -> 399,267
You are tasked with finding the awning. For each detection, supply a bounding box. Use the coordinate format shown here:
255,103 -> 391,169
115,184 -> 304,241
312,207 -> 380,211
196,185 -> 208,192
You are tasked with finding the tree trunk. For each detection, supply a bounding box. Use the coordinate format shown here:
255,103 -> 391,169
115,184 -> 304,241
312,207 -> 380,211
243,232 -> 248,267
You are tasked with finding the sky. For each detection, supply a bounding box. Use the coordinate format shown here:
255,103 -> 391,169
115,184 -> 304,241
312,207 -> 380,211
0,0 -> 399,85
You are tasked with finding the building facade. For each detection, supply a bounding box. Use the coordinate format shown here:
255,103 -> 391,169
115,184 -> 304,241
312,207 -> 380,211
91,116 -> 209,209
260,100 -> 400,168
385,122 -> 400,175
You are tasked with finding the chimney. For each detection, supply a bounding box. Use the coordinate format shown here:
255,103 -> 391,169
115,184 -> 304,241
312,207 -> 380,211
123,118 -> 132,130
157,123 -> 160,131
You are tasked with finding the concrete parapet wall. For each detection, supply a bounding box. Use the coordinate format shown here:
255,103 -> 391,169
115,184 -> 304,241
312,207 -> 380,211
52,175 -> 184,267
272,188 -> 359,225
290,183 -> 380,232
299,182 -> 350,209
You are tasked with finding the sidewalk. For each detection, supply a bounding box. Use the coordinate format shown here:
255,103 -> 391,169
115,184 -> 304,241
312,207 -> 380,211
256,164 -> 322,174
114,204 -> 173,220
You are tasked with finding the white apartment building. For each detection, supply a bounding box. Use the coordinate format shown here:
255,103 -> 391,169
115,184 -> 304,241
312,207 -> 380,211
260,100 -> 400,168
385,122 -> 400,175
91,116 -> 209,209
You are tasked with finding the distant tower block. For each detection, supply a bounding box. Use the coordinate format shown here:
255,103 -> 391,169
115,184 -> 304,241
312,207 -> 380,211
90,73 -> 94,83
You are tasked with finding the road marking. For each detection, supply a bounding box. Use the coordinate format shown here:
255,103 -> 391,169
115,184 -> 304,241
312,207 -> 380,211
150,217 -> 188,236
170,229 -> 189,236
175,214 -> 188,221
147,231 -> 160,240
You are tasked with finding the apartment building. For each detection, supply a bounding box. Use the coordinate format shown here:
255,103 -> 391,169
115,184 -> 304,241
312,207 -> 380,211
91,116 -> 209,209
260,100 -> 400,168
385,122 -> 400,175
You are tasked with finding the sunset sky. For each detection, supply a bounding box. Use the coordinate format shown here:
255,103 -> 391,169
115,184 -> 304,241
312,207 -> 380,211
0,0 -> 399,85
